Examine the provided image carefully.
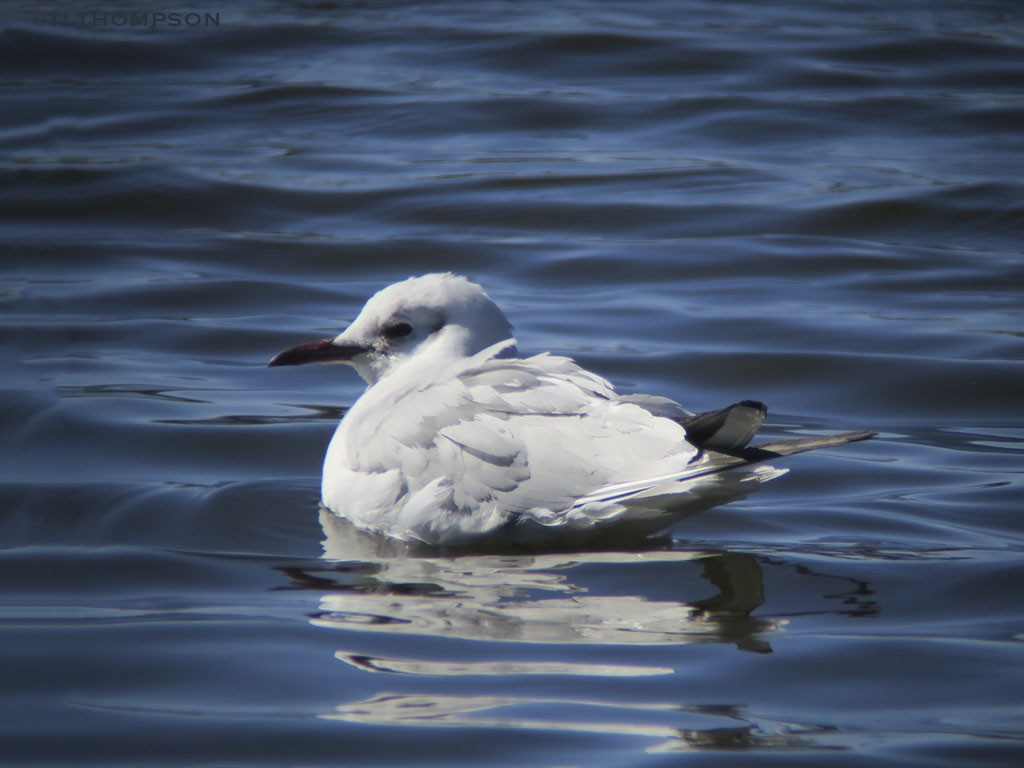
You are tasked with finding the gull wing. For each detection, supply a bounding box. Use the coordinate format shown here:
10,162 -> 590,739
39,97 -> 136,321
447,350 -> 698,514
422,347 -> 872,541
330,340 -> 873,544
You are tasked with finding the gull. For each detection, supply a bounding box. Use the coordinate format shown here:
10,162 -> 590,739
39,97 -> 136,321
270,273 -> 872,547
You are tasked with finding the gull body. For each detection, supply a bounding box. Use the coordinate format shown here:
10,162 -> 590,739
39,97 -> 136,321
270,273 -> 872,547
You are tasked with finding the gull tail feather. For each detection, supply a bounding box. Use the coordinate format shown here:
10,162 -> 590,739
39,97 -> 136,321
574,430 -> 875,508
693,429 -> 877,480
736,430 -> 877,461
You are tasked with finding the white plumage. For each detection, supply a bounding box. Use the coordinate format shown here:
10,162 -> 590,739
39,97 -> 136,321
270,273 -> 871,547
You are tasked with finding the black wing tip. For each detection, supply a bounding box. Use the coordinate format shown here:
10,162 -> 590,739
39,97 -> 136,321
844,429 -> 877,442
737,400 -> 767,414
745,429 -> 877,460
681,401 -> 769,453
814,429 -> 876,446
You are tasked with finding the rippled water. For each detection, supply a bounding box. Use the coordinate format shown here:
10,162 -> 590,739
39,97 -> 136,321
3,1 -> 1024,765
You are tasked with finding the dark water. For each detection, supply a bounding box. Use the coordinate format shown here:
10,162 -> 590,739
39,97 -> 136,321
3,1 -> 1024,765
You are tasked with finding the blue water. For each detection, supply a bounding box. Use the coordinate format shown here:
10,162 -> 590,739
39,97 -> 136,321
2,1 -> 1023,765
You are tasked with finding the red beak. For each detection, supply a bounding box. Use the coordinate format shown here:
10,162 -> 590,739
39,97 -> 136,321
268,338 -> 364,367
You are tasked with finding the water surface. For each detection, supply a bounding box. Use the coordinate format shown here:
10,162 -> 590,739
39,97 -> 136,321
2,1 -> 1023,765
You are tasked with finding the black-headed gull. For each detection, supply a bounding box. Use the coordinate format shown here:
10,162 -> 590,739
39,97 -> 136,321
270,273 -> 872,547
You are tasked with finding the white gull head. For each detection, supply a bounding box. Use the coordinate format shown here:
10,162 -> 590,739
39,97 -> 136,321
270,273 -> 516,386
270,273 -> 873,548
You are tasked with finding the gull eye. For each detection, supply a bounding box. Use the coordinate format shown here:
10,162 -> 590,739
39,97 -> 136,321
383,321 -> 413,340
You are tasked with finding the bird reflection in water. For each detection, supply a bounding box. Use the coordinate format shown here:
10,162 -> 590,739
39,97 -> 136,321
324,693 -> 840,753
310,508 -> 781,653
273,511 -> 872,752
